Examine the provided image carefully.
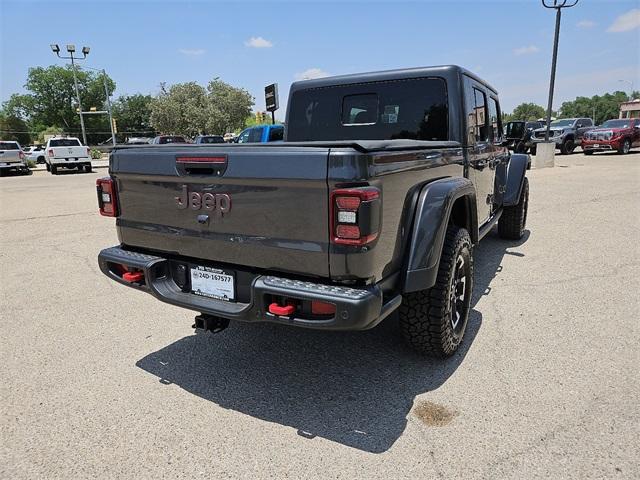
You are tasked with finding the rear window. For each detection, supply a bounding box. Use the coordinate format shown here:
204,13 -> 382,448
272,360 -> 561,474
159,136 -> 187,144
0,142 -> 20,150
268,126 -> 284,141
50,139 -> 81,147
199,136 -> 224,144
287,77 -> 448,142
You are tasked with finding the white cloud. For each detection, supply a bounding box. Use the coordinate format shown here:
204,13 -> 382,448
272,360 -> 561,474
245,36 -> 273,48
513,45 -> 540,56
178,48 -> 205,56
608,9 -> 640,33
294,68 -> 330,81
577,20 -> 596,28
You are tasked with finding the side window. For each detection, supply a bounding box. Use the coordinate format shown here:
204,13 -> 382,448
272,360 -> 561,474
583,118 -> 592,127
237,129 -> 250,143
468,87 -> 488,143
248,127 -> 264,143
488,96 -> 502,142
268,126 -> 284,141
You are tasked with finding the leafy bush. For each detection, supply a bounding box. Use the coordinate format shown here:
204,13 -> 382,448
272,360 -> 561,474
26,159 -> 37,168
90,148 -> 102,159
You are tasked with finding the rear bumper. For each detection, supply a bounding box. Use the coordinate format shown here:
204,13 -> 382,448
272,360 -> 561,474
49,158 -> 91,165
98,245 -> 400,331
0,162 -> 28,170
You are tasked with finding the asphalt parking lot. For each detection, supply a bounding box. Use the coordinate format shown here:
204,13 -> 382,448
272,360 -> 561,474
1,152 -> 639,479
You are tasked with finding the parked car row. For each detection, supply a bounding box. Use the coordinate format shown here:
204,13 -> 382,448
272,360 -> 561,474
503,117 -> 639,155
131,125 -> 284,146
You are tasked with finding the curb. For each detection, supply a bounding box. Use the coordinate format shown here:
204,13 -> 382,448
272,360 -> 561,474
32,163 -> 109,172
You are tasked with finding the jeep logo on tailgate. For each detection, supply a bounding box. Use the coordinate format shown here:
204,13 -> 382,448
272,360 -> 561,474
175,185 -> 231,214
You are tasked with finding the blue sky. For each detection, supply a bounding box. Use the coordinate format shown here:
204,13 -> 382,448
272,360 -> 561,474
1,0 -> 639,117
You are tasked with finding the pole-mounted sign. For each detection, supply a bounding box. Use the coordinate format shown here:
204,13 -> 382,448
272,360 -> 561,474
265,83 -> 279,123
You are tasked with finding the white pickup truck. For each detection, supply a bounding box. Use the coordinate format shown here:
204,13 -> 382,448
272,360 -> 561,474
45,137 -> 92,174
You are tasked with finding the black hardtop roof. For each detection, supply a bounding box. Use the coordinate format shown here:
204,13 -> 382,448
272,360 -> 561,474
289,65 -> 498,95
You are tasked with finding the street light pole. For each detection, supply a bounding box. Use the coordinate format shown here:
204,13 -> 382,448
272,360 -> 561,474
50,44 -> 90,145
542,0 -> 579,142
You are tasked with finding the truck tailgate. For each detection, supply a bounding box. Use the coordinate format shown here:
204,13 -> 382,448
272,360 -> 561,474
111,146 -> 330,277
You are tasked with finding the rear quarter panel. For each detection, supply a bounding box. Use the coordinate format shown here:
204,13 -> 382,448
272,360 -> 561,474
328,147 -> 465,283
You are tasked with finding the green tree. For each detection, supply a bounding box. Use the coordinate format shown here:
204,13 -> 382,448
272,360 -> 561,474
2,65 -> 116,144
559,91 -> 637,125
112,94 -> 155,138
150,78 -> 254,137
0,113 -> 31,145
205,79 -> 254,134
150,82 -> 208,137
510,103 -> 547,122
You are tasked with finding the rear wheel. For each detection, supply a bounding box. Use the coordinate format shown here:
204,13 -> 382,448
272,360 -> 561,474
84,164 -> 92,173
45,163 -> 51,172
618,138 -> 631,155
499,177 -> 529,240
37,156 -> 45,164
399,226 -> 473,357
559,137 -> 575,155
530,146 -> 537,156
515,141 -> 527,154
50,165 -> 57,175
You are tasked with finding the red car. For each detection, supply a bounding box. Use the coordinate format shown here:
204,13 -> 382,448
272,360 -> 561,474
582,118 -> 640,155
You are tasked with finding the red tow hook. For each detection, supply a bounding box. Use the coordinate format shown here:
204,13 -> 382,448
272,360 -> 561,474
122,270 -> 145,283
268,303 -> 296,316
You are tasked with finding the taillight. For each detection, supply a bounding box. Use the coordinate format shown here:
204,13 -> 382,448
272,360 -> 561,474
87,147 -> 91,156
19,151 -> 25,160
48,149 -> 54,156
96,177 -> 118,217
331,187 -> 380,245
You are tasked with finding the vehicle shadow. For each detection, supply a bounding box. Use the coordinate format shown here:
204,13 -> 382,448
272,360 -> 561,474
136,229 -> 529,453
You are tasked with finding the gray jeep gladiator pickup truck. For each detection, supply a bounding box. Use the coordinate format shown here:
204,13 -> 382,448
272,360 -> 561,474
97,65 -> 530,357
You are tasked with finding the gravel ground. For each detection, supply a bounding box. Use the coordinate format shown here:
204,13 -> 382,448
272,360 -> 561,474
1,151 -> 638,479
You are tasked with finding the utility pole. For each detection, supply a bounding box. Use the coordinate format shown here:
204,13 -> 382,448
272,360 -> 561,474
541,0 -> 579,141
50,44 -> 91,145
102,69 -> 116,146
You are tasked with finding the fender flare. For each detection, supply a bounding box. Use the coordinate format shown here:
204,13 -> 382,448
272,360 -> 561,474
402,177 -> 477,293
504,153 -> 529,206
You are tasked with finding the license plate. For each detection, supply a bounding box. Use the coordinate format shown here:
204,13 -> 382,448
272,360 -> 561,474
593,144 -> 599,148
190,265 -> 235,301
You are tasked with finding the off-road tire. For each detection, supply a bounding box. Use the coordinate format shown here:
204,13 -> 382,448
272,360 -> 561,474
618,138 -> 631,155
399,226 -> 473,358
559,137 -> 575,155
498,177 -> 529,240
584,150 -> 594,155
